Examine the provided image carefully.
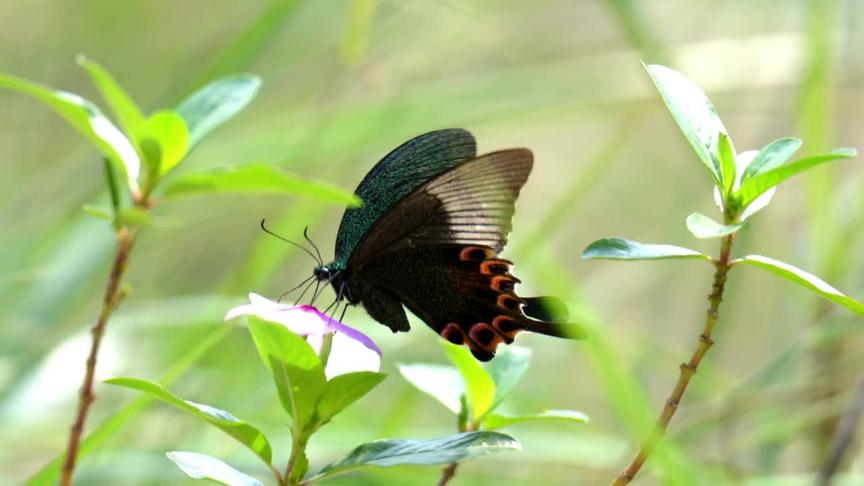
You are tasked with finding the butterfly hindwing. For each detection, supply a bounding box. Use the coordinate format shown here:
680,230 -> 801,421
358,245 -> 580,360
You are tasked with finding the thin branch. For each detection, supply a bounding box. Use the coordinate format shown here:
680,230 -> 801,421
611,232 -> 736,485
817,375 -> 864,485
437,463 -> 459,486
60,227 -> 137,486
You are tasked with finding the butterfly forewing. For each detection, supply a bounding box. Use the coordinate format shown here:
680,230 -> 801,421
348,149 -> 532,265
334,129 -> 477,263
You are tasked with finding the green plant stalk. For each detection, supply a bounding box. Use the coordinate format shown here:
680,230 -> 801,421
612,230 -> 736,485
437,402 -> 477,486
59,225 -> 138,486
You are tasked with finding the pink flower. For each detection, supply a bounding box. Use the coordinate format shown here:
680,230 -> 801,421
225,293 -> 381,378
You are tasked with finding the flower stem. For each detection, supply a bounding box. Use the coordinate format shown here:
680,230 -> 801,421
60,226 -> 137,486
611,232 -> 735,485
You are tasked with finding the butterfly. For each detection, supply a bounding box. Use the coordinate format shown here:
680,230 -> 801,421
312,129 -> 585,361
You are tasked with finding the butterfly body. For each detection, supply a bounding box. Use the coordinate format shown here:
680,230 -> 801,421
314,129 -> 584,361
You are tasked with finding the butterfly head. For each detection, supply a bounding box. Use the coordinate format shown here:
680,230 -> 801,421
312,264 -> 332,282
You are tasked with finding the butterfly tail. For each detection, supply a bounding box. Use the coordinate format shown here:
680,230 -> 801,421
521,296 -> 587,339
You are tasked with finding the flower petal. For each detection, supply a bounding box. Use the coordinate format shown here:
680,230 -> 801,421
298,305 -> 382,356
324,331 -> 382,378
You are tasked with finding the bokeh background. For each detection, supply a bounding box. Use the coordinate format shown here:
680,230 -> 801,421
2,0 -> 864,484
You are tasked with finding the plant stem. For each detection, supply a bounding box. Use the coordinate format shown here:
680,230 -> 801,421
612,232 -> 735,485
60,226 -> 137,486
437,420 -> 475,486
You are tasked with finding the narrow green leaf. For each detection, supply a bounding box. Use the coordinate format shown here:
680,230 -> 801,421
718,132 -> 736,195
482,346 -> 531,410
685,212 -> 744,239
246,317 -> 326,428
142,110 -> 190,175
317,371 -> 386,425
0,72 -> 139,185
733,255 -> 864,315
443,342 -> 496,421
116,207 -> 152,228
398,363 -> 464,414
742,137 -> 803,180
162,164 -> 361,207
77,55 -> 146,142
644,63 -> 726,186
166,451 -> 264,486
177,74 -> 261,149
104,377 -> 273,466
482,409 -> 590,430
736,149 -> 856,209
582,238 -> 711,261
309,431 -> 520,482
82,204 -> 112,220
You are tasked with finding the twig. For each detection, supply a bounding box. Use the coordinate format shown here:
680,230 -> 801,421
817,375 -> 864,485
437,463 -> 459,486
611,232 -> 736,485
60,227 -> 137,486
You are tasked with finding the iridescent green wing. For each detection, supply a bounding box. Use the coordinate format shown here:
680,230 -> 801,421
333,128 -> 477,264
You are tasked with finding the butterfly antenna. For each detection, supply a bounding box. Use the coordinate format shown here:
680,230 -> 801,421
278,274 -> 316,303
260,219 -> 322,265
303,227 -> 324,267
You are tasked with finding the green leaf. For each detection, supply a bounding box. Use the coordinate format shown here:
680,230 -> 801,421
582,238 -> 711,261
0,72 -> 140,186
77,55 -> 146,144
317,371 -> 386,425
116,207 -> 152,228
82,204 -> 112,220
177,74 -> 261,149
142,110 -> 190,175
644,63 -> 727,186
162,163 -> 361,207
482,346 -> 531,410
741,137 -> 802,180
718,132 -> 736,195
736,149 -> 856,210
104,377 -> 273,466
398,363 -> 464,414
443,342 -> 496,421
309,431 -> 520,482
685,212 -> 744,239
246,316 -> 326,428
166,451 -> 263,486
482,409 -> 590,430
732,255 -> 864,315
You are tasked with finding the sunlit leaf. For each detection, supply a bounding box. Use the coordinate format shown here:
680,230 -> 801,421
77,55 -> 146,144
741,137 -> 802,180
142,110 -> 189,175
482,346 -> 531,409
398,363 -> 464,414
162,163 -> 361,206
0,72 -> 140,186
309,431 -> 520,482
644,63 -> 727,186
166,451 -> 263,486
685,212 -> 744,239
718,132 -> 736,195
177,74 -> 261,149
733,255 -> 864,315
104,377 -> 273,465
736,149 -> 856,210
443,342 -> 496,421
483,409 -> 589,430
246,316 -> 326,428
317,371 -> 386,425
582,238 -> 711,261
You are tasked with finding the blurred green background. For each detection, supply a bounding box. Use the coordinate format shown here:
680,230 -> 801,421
2,0 -> 864,484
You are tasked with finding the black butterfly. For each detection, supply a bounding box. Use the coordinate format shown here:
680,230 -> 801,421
312,129 -> 585,361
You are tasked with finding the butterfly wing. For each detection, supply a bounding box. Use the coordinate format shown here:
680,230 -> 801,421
334,128 -> 477,263
349,149 -> 532,265
347,149 -> 584,360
